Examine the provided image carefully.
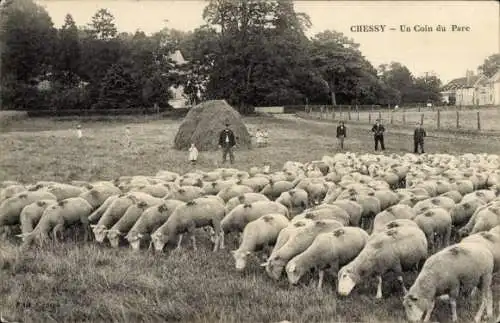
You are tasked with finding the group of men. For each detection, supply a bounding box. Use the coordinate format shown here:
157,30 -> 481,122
336,119 -> 427,153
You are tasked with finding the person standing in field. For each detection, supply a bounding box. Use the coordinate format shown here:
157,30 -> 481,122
371,119 -> 385,151
413,123 -> 426,154
336,121 -> 346,150
188,143 -> 199,165
76,124 -> 83,139
255,128 -> 265,148
218,123 -> 236,164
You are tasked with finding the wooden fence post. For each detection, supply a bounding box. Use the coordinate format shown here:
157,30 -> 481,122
357,111 -> 360,121
390,113 -> 394,124
456,111 -> 459,128
420,113 -> 424,125
477,111 -> 481,130
378,111 -> 382,121
437,110 -> 440,129
348,110 -> 351,120
369,113 -> 372,124
332,107 -> 335,120
403,111 -> 406,124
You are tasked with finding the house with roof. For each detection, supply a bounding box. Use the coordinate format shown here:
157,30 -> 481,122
489,70 -> 500,105
440,71 -> 478,106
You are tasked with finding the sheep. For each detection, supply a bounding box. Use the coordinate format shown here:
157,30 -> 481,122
462,189 -> 497,205
78,184 -> 121,209
164,185 -> 204,202
221,200 -> 289,237
133,183 -> 173,198
238,177 -> 270,193
402,242 -> 494,323
449,198 -> 486,229
106,200 -> 156,248
330,199 -> 363,227
216,184 -> 254,203
225,193 -> 270,214
19,199 -> 57,234
275,188 -> 309,216
268,220 -> 314,261
155,170 -> 180,182
44,183 -> 87,201
0,190 -> 57,233
337,224 -> 428,299
125,199 -> 185,251
349,194 -> 382,233
322,186 -> 344,204
452,179 -> 475,195
0,184 -> 26,202
292,205 -> 350,226
260,180 -> 295,200
17,197 -> 94,247
413,196 -> 456,214
413,207 -> 452,253
371,204 -> 417,235
263,219 -> 344,280
231,213 -> 289,271
87,194 -> 120,223
150,196 -> 226,252
304,182 -> 329,206
459,205 -> 500,237
372,190 -> 399,210
439,190 -> 462,204
286,227 -> 369,290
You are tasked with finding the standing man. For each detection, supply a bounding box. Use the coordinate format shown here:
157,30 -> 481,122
371,119 -> 385,151
414,123 -> 426,154
218,122 -> 236,164
336,121 -> 347,150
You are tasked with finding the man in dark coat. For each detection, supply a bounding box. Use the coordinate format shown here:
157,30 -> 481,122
371,119 -> 385,151
336,121 -> 347,150
218,123 -> 236,164
414,123 -> 426,154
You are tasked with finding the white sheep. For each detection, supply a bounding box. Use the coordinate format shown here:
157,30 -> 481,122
260,180 -> 295,200
403,242 -> 494,323
238,177 -> 270,193
338,224 -> 428,299
275,188 -> 309,216
439,190 -> 462,204
164,185 -> 204,202
329,199 -> 363,227
231,213 -> 289,271
413,196 -> 455,214
286,226 -> 369,290
19,199 -> 57,234
371,204 -> 417,235
225,193 -> 270,214
292,205 -> 350,226
462,189 -> 497,205
413,207 -> 452,253
216,184 -> 254,203
263,219 -> 344,280
459,205 -> 500,237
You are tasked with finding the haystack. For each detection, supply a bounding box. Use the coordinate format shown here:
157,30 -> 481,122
174,100 -> 252,151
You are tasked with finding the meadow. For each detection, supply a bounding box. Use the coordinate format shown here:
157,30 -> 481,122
1,114 -> 500,323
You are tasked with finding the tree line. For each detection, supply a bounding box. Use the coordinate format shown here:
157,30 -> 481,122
1,0 -> 497,114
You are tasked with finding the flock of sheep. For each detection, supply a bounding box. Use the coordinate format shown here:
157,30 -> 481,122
2,152 -> 500,322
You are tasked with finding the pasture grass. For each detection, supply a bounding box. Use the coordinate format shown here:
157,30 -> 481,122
1,115 -> 500,322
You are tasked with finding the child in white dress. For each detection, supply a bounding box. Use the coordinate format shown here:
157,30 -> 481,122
189,143 -> 199,165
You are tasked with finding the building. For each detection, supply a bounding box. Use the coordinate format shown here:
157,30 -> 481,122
167,49 -> 189,109
440,71 -> 478,106
490,70 -> 500,105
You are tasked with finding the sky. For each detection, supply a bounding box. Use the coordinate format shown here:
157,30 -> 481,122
35,0 -> 500,84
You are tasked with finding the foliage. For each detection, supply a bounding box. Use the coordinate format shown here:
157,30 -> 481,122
478,53 -> 500,78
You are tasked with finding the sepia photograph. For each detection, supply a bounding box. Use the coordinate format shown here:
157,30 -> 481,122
0,0 -> 500,322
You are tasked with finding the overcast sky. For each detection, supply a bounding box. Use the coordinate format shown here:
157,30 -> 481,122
36,0 -> 499,84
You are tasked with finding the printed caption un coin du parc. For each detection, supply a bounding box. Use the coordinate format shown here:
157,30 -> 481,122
350,24 -> 471,32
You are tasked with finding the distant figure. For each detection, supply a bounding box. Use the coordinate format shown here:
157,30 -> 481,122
218,122 -> 236,164
336,121 -> 346,150
414,123 -> 426,154
125,126 -> 132,148
188,143 -> 199,165
255,128 -> 265,148
76,124 -> 82,139
262,129 -> 269,146
371,119 -> 385,151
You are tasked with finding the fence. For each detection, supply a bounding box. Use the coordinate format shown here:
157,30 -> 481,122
304,105 -> 500,132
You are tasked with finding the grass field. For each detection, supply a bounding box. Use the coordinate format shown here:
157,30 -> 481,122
306,107 -> 500,132
1,114 -> 500,323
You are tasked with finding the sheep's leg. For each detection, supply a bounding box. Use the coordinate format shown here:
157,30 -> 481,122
422,300 -> 435,322
176,234 -> 183,249
211,221 -> 222,252
449,297 -> 458,322
376,276 -> 383,299
443,226 -> 451,248
52,224 -> 64,243
80,215 -> 91,242
485,286 -> 493,320
219,231 -> 225,250
397,275 -> 408,295
317,270 -> 324,291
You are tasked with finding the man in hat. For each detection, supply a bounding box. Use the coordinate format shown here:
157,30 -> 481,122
336,121 -> 346,150
371,119 -> 385,151
218,122 -> 236,164
414,122 -> 426,154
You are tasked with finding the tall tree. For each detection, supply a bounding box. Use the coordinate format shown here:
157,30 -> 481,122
53,14 -> 81,87
478,53 -> 500,77
86,8 -> 117,40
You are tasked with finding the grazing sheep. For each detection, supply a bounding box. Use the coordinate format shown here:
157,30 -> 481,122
372,204 -> 417,235
155,170 -> 180,182
225,193 -> 270,214
275,189 -> 309,216
330,199 -> 363,227
238,177 -> 270,193
0,184 -> 26,202
286,227 -> 369,290
106,200 -> 156,248
231,213 -> 289,271
292,205 -> 350,226
263,219 -> 344,280
304,182 -> 329,206
462,189 -> 497,205
338,225 -> 428,299
19,200 -> 57,234
413,196 -> 456,214
268,220 -> 314,260
18,197 -> 94,247
87,194 -> 120,223
459,205 -> 500,237
133,183 -> 173,198
413,207 -> 452,253
221,200 -> 289,237
349,194 -> 382,233
164,185 -> 204,202
372,190 -> 399,210
322,186 -> 344,204
439,190 -> 462,204
125,199 -> 185,251
403,242 -> 494,323
44,183 -> 87,201
453,179 -> 475,195
150,196 -> 226,252
216,184 -> 254,203
0,191 -> 57,232
260,180 -> 295,200
78,184 -> 121,209
449,198 -> 486,229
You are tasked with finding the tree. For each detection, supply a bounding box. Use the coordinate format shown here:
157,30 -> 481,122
96,62 -> 140,110
478,53 -> 500,77
86,8 -> 117,40
53,14 -> 81,87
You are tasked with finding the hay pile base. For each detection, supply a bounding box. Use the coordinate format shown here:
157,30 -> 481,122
174,100 -> 252,151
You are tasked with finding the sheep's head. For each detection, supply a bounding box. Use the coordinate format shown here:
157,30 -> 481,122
106,229 -> 123,248
231,249 -> 251,271
125,231 -> 144,251
150,231 -> 168,252
402,293 -> 430,322
337,266 -> 360,296
285,261 -> 305,285
90,224 -> 107,243
262,255 -> 286,281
